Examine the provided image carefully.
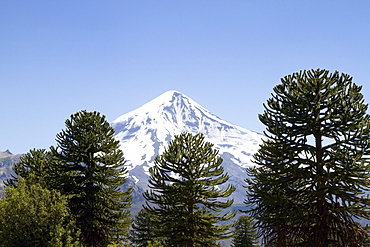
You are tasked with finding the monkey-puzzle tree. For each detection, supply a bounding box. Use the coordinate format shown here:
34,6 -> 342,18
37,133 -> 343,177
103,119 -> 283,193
51,110 -> 132,247
129,207 -> 161,247
231,215 -> 259,247
144,133 -> 236,247
245,69 -> 370,246
5,148 -> 59,189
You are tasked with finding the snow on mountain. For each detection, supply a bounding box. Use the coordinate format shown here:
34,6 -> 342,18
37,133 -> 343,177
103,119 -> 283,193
112,90 -> 264,204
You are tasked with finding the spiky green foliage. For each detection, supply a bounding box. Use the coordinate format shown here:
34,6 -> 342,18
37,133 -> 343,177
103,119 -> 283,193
144,132 -> 236,247
129,208 -> 162,247
146,240 -> 165,247
0,177 -> 82,247
5,148 -> 60,189
51,110 -> 132,247
231,215 -> 259,247
245,69 -> 370,246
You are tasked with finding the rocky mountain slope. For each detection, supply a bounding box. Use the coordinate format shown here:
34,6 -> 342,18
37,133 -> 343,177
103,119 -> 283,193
0,150 -> 21,194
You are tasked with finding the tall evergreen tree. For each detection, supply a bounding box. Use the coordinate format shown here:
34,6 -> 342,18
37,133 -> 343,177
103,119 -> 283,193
144,132 -> 236,247
51,110 -> 132,247
245,69 -> 370,246
231,215 -> 259,247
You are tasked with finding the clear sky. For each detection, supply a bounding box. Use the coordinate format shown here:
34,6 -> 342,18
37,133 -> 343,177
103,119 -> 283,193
2,1 -> 370,154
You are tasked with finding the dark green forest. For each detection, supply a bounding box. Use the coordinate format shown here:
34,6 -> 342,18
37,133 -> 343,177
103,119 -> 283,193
1,69 -> 370,247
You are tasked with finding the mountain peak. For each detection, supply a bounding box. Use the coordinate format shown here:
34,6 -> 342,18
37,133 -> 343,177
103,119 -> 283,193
0,149 -> 14,159
143,90 -> 195,110
112,90 -> 196,125
112,90 -> 227,136
157,89 -> 182,98
112,90 -> 212,128
112,90 -> 262,167
144,90 -> 183,105
112,90 -> 264,204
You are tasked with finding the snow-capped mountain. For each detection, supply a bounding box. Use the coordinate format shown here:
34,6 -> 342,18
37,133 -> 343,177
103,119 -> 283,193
112,90 -> 264,204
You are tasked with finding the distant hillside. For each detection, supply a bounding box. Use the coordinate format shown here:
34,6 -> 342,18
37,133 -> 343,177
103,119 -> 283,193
0,150 -> 21,195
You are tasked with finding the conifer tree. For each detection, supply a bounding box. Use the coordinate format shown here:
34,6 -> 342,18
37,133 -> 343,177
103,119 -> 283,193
245,69 -> 370,246
144,132 -> 236,247
5,148 -> 59,189
129,208 -> 161,247
231,215 -> 259,247
51,110 -> 132,247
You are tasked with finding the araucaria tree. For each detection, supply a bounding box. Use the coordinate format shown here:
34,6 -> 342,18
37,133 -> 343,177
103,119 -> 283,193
231,215 -> 259,247
5,148 -> 60,189
51,110 -> 132,247
245,69 -> 370,246
144,132 -> 236,247
129,207 -> 161,247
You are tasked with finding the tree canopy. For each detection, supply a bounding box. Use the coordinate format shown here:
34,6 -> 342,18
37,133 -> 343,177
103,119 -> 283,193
245,69 -> 370,246
5,148 -> 59,189
129,207 -> 161,247
0,177 -> 81,247
231,215 -> 259,247
51,110 -> 132,247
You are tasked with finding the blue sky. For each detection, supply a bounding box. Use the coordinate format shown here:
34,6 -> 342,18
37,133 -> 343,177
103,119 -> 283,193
2,1 -> 370,154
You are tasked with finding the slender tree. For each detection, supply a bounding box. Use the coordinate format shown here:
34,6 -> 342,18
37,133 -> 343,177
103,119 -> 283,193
51,110 -> 132,247
231,215 -> 259,247
144,132 -> 236,247
245,69 -> 370,246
